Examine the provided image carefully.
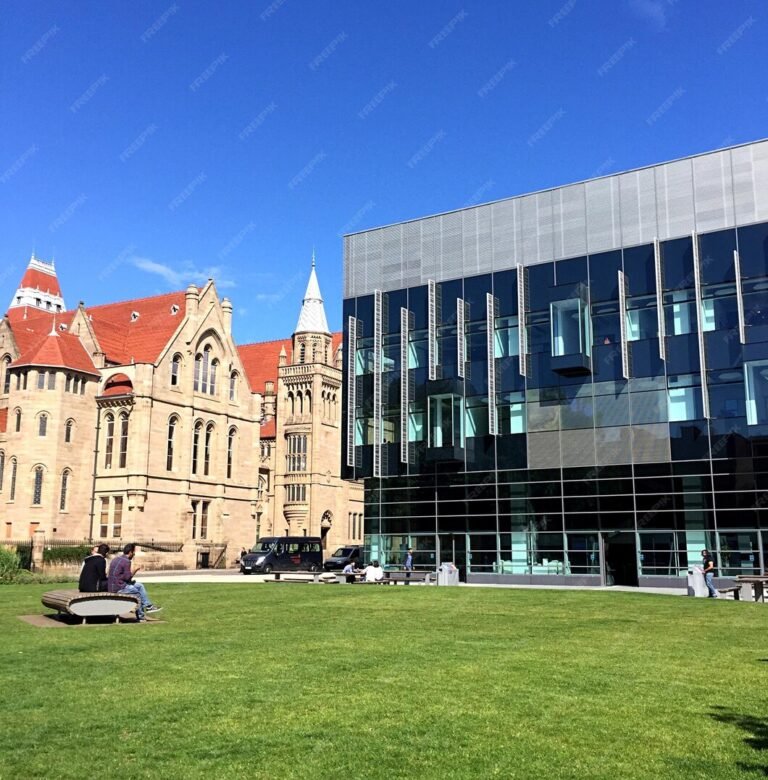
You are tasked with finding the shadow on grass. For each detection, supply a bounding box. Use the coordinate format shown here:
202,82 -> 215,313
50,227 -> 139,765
710,707 -> 768,776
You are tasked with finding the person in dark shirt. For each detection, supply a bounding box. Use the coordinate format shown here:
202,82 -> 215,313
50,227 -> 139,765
108,543 -> 162,621
701,549 -> 718,598
78,544 -> 110,592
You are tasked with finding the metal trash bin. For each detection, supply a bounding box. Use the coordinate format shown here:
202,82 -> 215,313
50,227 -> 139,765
437,563 -> 460,586
687,568 -> 707,597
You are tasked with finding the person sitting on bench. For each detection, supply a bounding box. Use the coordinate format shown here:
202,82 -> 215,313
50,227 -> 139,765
362,560 -> 384,583
108,543 -> 162,622
79,543 -> 110,592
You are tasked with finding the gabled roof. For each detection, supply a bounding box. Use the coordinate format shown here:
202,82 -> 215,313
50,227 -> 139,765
84,291 -> 187,365
11,328 -> 99,375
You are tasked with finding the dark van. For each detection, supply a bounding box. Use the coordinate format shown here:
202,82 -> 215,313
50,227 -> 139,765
323,545 -> 363,571
240,537 -> 323,574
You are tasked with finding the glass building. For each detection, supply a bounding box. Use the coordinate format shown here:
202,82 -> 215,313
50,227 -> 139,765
342,140 -> 768,588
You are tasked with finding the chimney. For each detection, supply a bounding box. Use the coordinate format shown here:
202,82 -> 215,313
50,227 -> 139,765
185,284 -> 199,316
221,297 -> 233,334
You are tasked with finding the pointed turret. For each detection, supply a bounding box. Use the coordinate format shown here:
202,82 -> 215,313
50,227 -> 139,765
8,254 -> 66,314
294,253 -> 330,334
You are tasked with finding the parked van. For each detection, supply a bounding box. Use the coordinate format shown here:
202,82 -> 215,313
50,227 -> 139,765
323,545 -> 363,571
240,537 -> 323,574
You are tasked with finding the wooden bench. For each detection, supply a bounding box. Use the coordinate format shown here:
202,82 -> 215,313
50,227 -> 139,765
42,590 -> 140,624
717,585 -> 743,601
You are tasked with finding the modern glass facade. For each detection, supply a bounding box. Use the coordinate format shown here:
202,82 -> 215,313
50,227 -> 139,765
342,140 -> 768,587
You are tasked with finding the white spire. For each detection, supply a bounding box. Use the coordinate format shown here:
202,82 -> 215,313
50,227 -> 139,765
295,254 -> 329,334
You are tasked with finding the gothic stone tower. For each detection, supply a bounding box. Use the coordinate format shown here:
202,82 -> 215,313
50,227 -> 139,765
273,257 -> 362,550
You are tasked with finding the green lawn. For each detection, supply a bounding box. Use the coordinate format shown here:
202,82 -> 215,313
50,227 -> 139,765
1,584 -> 766,779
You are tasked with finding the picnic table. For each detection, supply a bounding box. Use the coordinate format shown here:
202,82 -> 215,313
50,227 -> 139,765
735,575 -> 768,602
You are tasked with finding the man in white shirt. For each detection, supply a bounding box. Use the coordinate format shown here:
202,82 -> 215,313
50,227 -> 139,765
362,560 -> 385,582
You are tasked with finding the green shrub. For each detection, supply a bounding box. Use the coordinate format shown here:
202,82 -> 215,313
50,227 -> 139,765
0,546 -> 21,578
42,545 -> 91,564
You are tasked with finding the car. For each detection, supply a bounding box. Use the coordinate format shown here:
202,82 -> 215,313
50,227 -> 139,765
323,545 -> 363,571
240,537 -> 323,574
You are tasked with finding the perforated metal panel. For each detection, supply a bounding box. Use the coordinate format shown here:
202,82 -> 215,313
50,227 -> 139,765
595,426 -> 632,465
561,429 -> 597,467
346,316 -> 357,467
343,141 -> 768,297
428,280 -> 436,381
400,307 -> 409,464
486,293 -> 497,436
527,431 -> 560,469
654,239 -> 666,361
631,423 -> 670,463
517,264 -> 528,377
457,298 -> 466,378
373,291 -> 382,477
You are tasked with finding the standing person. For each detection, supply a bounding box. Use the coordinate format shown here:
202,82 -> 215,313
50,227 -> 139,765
404,547 -> 414,584
701,548 -> 718,598
108,543 -> 162,621
79,544 -> 110,592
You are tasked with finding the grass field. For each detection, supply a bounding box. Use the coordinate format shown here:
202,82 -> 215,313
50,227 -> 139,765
1,584 -> 767,779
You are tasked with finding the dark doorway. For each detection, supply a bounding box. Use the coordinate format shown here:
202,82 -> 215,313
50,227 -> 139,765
603,532 -> 638,586
439,533 -> 467,582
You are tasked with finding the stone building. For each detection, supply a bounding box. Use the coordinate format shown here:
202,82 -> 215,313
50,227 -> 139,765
0,255 -> 362,567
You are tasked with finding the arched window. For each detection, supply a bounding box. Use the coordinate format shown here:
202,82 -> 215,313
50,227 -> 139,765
201,346 -> 211,393
305,390 -> 311,414
80,377 -> 86,395
299,343 -> 306,364
167,417 -> 178,471
2,356 -> 10,394
288,392 -> 295,416
229,371 -> 237,401
14,409 -> 21,433
332,394 -> 337,419
38,414 -> 48,437
10,458 -> 17,501
227,427 -> 236,480
297,391 -> 303,415
192,421 -> 203,474
171,354 -> 182,387
59,469 -> 70,511
0,450 -> 4,492
72,376 -> 80,394
204,423 -> 214,476
118,413 -> 129,468
33,466 -> 43,505
104,413 -> 115,469
210,359 -> 218,395
64,419 -> 74,444
65,374 -> 72,392
194,354 -> 202,391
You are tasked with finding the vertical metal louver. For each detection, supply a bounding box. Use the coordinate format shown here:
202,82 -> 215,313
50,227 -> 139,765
457,298 -> 466,379
428,279 -> 437,381
734,249 -> 746,344
618,269 -> 632,380
516,264 -> 528,377
373,290 -> 383,477
692,233 -> 710,418
346,316 -> 357,468
400,306 -> 410,464
486,293 -> 498,435
653,238 -> 666,361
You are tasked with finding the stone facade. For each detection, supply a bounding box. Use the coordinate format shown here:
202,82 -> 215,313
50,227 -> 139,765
0,255 -> 362,568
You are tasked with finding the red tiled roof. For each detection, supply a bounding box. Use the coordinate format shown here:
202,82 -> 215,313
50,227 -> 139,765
100,373 -> 133,397
11,330 -> 99,375
19,267 -> 62,296
84,291 -> 186,365
0,408 -> 7,434
237,338 -> 291,396
6,309 -> 76,353
239,333 -> 343,441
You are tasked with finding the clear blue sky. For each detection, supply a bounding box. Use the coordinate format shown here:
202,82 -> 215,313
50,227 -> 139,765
1,0 -> 765,343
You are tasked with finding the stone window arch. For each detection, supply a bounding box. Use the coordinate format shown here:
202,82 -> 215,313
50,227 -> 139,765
32,465 -> 44,505
192,420 -> 203,475
227,426 -> 236,480
171,353 -> 183,387
118,412 -> 129,468
14,408 -> 21,433
9,457 -> 17,501
204,422 -> 214,476
167,416 -> 179,471
64,419 -> 75,444
59,469 -> 71,511
104,412 -> 115,469
1,355 -> 11,394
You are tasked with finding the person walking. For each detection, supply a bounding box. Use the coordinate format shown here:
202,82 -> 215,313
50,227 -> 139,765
701,548 -> 718,598
108,543 -> 162,621
404,547 -> 414,584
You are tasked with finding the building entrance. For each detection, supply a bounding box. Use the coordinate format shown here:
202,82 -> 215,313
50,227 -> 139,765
438,534 -> 467,582
602,532 -> 638,587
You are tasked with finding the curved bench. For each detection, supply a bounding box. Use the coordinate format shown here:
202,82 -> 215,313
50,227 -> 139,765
42,589 -> 140,624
